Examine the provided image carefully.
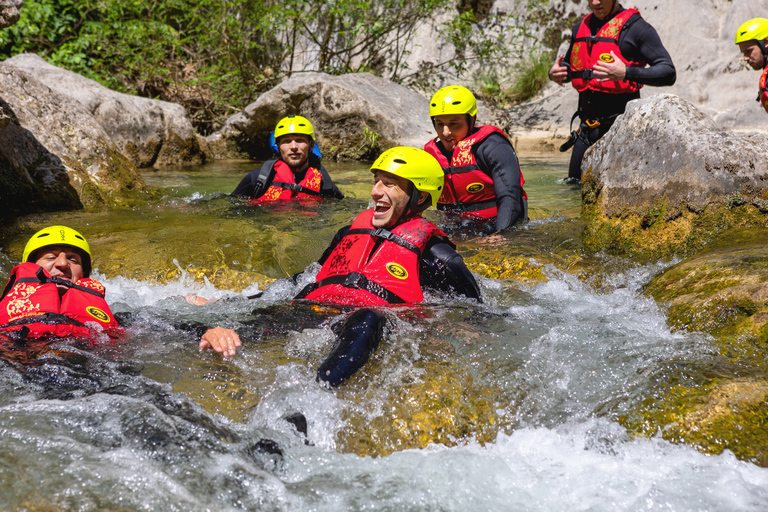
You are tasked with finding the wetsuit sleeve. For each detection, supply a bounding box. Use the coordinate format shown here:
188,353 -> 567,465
317,165 -> 345,199
474,133 -> 524,232
620,17 -> 676,87
420,240 -> 482,302
231,161 -> 276,199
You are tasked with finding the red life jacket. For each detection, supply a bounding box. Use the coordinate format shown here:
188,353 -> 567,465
0,262 -> 120,341
299,210 -> 451,306
252,160 -> 323,203
570,9 -> 645,94
424,125 -> 527,219
759,65 -> 768,115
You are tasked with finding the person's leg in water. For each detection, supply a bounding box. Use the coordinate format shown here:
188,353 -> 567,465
316,308 -> 387,387
567,120 -> 614,181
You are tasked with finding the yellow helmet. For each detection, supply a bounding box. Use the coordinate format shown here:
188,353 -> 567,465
22,226 -> 92,277
370,147 -> 444,211
274,115 -> 315,140
735,18 -> 768,44
429,85 -> 478,117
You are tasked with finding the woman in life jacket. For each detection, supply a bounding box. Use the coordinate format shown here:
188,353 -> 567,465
198,147 -> 482,386
424,85 -> 527,234
735,18 -> 768,115
0,226 -> 120,342
231,115 -> 344,202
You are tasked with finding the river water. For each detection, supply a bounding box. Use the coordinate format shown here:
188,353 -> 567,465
0,155 -> 766,511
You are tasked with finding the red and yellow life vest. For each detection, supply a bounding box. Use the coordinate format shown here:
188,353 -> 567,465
424,125 -> 527,219
759,65 -> 768,114
570,9 -> 645,94
252,160 -> 323,202
0,262 -> 120,340
299,210 -> 449,306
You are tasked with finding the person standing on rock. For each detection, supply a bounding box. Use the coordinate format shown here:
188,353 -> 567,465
735,18 -> 768,116
424,85 -> 527,234
232,115 -> 344,201
548,0 -> 676,181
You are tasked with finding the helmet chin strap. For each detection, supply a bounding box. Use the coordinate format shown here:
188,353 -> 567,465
407,187 -> 429,214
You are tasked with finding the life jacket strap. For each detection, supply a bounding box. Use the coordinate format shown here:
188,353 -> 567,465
437,199 -> 497,213
442,165 -> 480,175
305,272 -> 406,305
573,35 -> 617,44
272,181 -> 321,196
345,228 -> 422,256
12,269 -> 105,298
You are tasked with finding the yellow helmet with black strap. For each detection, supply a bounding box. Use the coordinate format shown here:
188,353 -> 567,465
370,147 -> 444,212
274,115 -> 315,140
429,85 -> 478,117
22,226 -> 92,277
735,18 -> 768,45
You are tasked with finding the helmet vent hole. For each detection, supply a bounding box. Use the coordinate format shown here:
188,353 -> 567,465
38,233 -> 50,238
451,101 -> 461,105
393,158 -> 407,164
75,235 -> 85,240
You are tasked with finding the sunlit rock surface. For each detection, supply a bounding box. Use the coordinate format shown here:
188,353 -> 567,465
3,54 -> 208,168
581,94 -> 768,258
0,65 -> 145,214
210,72 -> 435,160
0,0 -> 21,29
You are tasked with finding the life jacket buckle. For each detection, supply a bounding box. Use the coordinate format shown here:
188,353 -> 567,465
343,273 -> 364,289
585,119 -> 601,128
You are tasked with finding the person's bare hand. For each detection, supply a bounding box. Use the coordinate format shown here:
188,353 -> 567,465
186,294 -> 211,306
548,54 -> 568,85
200,327 -> 241,357
592,51 -> 626,81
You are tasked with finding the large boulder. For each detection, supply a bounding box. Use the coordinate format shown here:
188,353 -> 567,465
581,94 -> 768,257
3,54 -> 208,168
0,64 -> 145,215
0,0 -> 21,29
209,72 -> 435,160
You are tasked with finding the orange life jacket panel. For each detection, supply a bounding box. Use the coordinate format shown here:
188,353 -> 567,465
570,9 -> 645,94
0,262 -> 119,340
759,65 -> 768,115
299,210 -> 450,306
253,160 -> 323,202
424,125 -> 527,219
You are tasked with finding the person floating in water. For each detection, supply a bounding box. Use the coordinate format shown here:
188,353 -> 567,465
424,85 -> 527,234
199,147 -> 482,386
0,226 -> 121,341
548,0 -> 676,181
734,18 -> 768,116
232,115 -> 344,202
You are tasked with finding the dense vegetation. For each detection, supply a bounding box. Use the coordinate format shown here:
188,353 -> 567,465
0,0 -> 549,133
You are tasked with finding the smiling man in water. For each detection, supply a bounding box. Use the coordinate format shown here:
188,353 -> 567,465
200,147 -> 482,385
548,0 -> 676,180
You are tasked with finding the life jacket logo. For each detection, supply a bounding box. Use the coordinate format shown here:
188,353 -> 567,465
599,53 -> 614,63
86,306 -> 110,323
386,263 -> 408,280
466,183 -> 484,194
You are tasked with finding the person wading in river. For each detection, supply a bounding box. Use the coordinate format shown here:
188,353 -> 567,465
231,115 -> 344,202
735,18 -> 768,116
548,0 -> 676,181
198,147 -> 482,386
0,226 -> 121,341
424,85 -> 527,234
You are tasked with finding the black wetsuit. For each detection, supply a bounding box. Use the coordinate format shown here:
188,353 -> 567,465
432,131 -> 525,233
300,223 -> 483,302
232,154 -> 344,199
562,7 -> 676,180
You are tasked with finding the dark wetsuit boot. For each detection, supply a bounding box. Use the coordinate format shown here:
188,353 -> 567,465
316,308 -> 385,387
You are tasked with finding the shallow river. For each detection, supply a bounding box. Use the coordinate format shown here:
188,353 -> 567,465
0,155 -> 766,511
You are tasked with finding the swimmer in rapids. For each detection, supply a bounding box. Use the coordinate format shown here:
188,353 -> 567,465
196,147 -> 482,386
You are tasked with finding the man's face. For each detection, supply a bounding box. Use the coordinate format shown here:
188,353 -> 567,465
371,170 -> 413,228
738,41 -> 766,70
588,0 -> 617,20
433,114 -> 469,151
277,134 -> 312,168
34,245 -> 85,289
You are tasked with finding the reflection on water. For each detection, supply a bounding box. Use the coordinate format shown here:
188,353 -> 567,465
1,155 -> 767,510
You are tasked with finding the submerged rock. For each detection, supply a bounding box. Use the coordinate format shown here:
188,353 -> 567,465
581,94 -> 768,258
3,54 -> 208,168
210,72 -> 434,160
0,65 -> 145,214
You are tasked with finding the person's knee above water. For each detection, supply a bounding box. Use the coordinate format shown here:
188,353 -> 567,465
423,85 -> 527,234
0,226 -> 120,341
734,18 -> 768,115
548,0 -> 676,181
200,147 -> 482,358
231,115 -> 344,201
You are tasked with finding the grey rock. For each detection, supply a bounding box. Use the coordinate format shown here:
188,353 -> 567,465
211,72 -> 435,159
4,53 -> 207,168
0,64 -> 145,216
582,94 -> 768,218
0,0 -> 22,29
